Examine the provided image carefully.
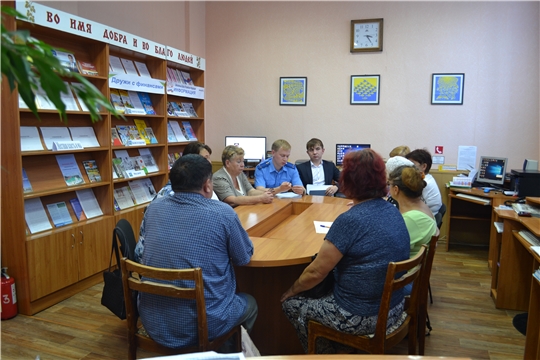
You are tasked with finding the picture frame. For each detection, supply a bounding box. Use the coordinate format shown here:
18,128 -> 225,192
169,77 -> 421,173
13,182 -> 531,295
431,73 -> 465,105
350,75 -> 380,105
280,77 -> 307,106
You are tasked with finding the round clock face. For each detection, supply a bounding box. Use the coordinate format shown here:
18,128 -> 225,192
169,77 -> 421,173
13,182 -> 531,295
354,22 -> 379,49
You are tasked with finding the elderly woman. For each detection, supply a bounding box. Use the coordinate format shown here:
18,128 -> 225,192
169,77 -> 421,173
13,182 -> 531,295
212,145 -> 274,206
281,149 -> 410,353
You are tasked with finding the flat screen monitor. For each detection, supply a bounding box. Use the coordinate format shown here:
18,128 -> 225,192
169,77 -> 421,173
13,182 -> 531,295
225,136 -> 267,162
336,144 -> 371,166
476,156 -> 508,187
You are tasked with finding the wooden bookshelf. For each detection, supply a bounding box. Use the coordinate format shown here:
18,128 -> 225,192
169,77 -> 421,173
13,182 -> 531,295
0,2 -> 206,315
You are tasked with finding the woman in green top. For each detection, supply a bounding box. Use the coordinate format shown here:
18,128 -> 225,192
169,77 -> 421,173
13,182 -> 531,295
387,165 -> 439,258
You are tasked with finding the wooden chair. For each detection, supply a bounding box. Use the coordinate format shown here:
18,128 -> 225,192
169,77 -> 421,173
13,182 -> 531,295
307,246 -> 427,355
120,258 -> 241,360
418,235 -> 439,355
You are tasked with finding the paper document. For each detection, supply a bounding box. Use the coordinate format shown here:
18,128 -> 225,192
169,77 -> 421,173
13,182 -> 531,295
141,351 -> 245,360
314,221 -> 333,234
457,146 -> 477,171
275,192 -> 301,199
307,184 -> 331,195
24,198 -> 53,234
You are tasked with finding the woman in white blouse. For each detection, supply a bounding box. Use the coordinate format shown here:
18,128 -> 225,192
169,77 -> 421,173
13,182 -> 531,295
212,145 -> 274,206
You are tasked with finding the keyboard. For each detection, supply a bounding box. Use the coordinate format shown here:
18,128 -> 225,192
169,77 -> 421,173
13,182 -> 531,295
519,230 -> 540,247
455,193 -> 491,205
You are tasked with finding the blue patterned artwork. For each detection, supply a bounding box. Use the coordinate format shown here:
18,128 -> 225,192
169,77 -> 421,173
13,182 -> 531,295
280,77 -> 307,105
350,75 -> 380,105
431,73 -> 464,105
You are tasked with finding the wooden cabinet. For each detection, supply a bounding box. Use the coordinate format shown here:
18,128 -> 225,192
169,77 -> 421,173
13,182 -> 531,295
1,3 -> 206,315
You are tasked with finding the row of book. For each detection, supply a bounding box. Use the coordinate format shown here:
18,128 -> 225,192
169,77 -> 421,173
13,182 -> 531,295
167,101 -> 198,117
167,152 -> 182,169
19,81 -> 100,113
167,120 -> 198,143
20,126 -> 100,152
110,55 -> 152,78
24,189 -> 103,233
114,178 -> 157,210
111,119 -> 158,146
110,89 -> 156,115
166,67 -> 194,86
113,149 -> 159,179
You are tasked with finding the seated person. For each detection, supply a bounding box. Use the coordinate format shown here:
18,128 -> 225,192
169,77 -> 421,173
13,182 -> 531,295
213,145 -> 274,205
281,149 -> 410,353
406,149 -> 442,215
384,156 -> 415,208
296,138 -> 340,196
389,145 -> 411,158
255,139 -> 305,195
387,164 -> 438,258
138,154 -> 257,350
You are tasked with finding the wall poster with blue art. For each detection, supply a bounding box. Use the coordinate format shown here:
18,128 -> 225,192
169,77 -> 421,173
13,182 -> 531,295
350,75 -> 380,105
280,77 -> 307,105
431,73 -> 464,105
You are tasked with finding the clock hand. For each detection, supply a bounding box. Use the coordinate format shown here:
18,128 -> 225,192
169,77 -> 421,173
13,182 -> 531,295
364,35 -> 373,45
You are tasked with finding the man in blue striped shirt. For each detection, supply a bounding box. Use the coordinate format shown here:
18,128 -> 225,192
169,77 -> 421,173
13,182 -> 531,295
138,154 -> 257,350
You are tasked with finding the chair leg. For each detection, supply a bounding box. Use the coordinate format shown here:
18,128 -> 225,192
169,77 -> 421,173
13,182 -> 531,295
428,282 -> 433,304
426,312 -> 432,335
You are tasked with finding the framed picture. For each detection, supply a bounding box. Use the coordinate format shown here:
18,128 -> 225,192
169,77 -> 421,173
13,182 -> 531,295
280,77 -> 307,106
350,75 -> 380,105
431,73 -> 464,105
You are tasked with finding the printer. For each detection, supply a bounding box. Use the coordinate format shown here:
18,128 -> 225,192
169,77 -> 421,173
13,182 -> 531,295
510,169 -> 540,197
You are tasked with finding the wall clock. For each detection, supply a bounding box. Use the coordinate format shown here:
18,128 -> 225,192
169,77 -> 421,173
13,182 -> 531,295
351,18 -> 383,52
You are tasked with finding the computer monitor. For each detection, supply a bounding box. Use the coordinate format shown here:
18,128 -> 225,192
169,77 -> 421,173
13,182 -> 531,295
336,144 -> 371,166
225,136 -> 267,163
476,156 -> 508,187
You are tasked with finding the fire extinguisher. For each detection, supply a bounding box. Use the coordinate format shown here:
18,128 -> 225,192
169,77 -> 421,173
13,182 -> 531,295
1,267 -> 18,320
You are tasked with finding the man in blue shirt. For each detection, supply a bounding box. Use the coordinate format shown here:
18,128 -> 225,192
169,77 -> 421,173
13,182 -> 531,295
138,154 -> 258,350
255,139 -> 305,195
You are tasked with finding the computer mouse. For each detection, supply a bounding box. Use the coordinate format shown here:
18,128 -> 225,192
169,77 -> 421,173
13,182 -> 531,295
484,188 -> 491,193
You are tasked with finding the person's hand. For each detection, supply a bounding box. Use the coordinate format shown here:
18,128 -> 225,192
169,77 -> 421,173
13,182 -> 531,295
280,287 -> 294,303
261,190 -> 274,203
346,201 -> 354,208
292,185 -> 305,195
278,182 -> 292,193
325,185 -> 338,196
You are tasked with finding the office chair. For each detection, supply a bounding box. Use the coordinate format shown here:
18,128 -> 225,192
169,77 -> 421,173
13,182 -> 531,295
307,246 -> 426,355
120,258 -> 241,360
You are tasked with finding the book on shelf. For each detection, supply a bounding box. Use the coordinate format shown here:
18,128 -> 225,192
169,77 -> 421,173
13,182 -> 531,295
71,82 -> 102,113
56,154 -> 85,186
138,148 -> 158,173
112,158 -> 126,179
113,198 -> 121,211
24,198 -> 53,234
137,93 -> 156,115
22,168 -> 33,193
144,127 -> 158,144
51,49 -> 79,73
69,198 -> 87,221
169,120 -> 188,142
19,93 -> 30,109
134,61 -> 152,78
181,121 -> 197,141
110,89 -> 125,114
181,102 -> 198,117
76,189 -> 103,219
69,127 -> 100,148
170,101 -> 190,117
167,122 -> 178,143
114,150 -> 145,178
82,160 -> 102,182
120,58 -> 139,76
118,89 -> 136,113
133,156 -> 149,175
167,67 -> 180,84
168,153 -> 181,169
128,179 -> 153,204
109,55 -> 126,74
20,126 -> 44,151
133,119 -> 151,144
113,186 -> 136,210
40,127 -> 72,150
60,81 -> 80,111
166,102 -> 176,116
46,201 -> 73,227
77,60 -> 98,76
173,69 -> 185,84
180,71 -> 194,85
111,128 -> 123,146
34,83 -> 57,110
115,125 -> 130,145
125,91 -> 147,115
128,125 -> 144,142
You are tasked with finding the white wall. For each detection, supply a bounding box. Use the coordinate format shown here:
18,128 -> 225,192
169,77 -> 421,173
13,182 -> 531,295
205,1 -> 540,170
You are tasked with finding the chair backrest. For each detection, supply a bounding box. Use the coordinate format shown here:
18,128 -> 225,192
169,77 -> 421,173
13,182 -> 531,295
434,203 -> 446,229
115,219 -> 137,261
374,245 -> 426,352
417,235 -> 439,355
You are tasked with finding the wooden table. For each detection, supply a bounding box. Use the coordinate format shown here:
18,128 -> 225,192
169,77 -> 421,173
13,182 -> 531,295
249,356 -> 472,360
234,196 -> 350,355
490,197 -> 540,359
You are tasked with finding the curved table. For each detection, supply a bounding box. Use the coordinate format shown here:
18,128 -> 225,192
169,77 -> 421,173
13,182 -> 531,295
234,196 -> 350,355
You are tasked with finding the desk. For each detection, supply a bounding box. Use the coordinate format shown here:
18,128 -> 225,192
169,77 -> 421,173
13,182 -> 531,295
249,356 -> 472,360
490,197 -> 540,359
446,188 -> 509,256
234,196 -> 350,355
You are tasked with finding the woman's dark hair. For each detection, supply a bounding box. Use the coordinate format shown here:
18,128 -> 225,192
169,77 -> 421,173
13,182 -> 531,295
388,165 -> 426,199
406,149 -> 433,174
183,141 -> 212,156
339,149 -> 387,201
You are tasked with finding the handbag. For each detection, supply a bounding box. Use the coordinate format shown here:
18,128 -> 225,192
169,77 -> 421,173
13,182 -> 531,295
101,229 -> 127,320
300,254 -> 335,299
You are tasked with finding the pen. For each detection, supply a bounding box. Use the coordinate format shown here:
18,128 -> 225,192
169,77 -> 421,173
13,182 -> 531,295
320,225 -> 331,228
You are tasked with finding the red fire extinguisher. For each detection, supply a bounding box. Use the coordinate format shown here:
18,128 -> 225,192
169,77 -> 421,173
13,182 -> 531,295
1,267 -> 18,320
